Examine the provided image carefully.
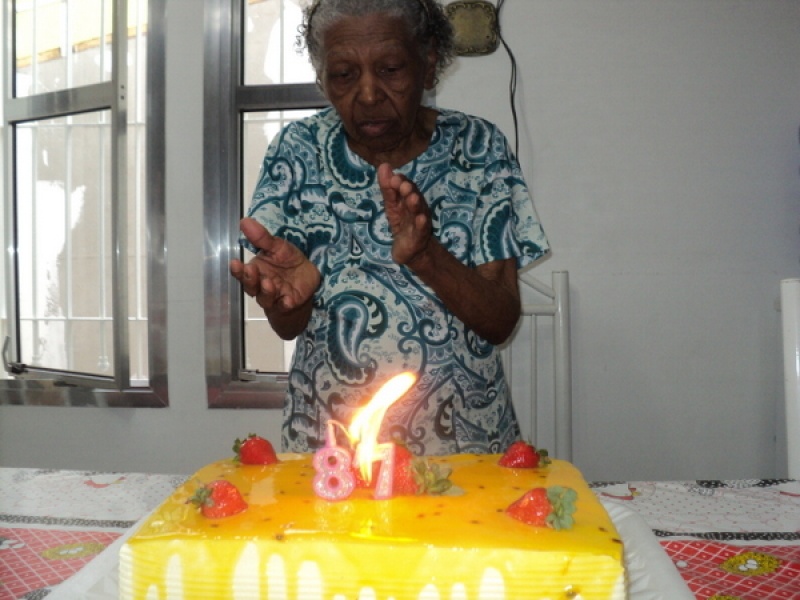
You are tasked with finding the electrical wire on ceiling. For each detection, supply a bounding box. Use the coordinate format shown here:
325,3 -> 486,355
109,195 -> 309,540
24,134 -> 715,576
495,0 -> 519,158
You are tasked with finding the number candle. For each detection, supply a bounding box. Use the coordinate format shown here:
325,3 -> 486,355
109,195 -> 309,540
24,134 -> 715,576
312,421 -> 355,501
312,373 -> 417,501
372,442 -> 395,500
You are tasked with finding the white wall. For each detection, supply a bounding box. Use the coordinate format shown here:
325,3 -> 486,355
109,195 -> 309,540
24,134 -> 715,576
438,0 -> 800,480
1,0 -> 798,481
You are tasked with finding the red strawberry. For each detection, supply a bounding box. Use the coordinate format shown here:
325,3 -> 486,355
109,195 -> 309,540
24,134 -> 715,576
498,441 -> 550,468
233,434 -> 278,465
188,480 -> 248,519
392,444 -> 420,495
506,486 -> 577,530
391,444 -> 453,497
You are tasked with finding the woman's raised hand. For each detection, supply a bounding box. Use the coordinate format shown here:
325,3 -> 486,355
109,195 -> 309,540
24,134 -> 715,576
229,217 -> 321,314
377,163 -> 433,267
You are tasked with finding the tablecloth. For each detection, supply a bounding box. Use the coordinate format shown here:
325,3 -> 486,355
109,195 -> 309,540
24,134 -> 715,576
594,478 -> 800,600
0,468 -> 186,600
3,467 -> 799,599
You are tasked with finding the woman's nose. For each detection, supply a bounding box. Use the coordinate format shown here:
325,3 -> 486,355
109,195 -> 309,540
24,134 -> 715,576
356,72 -> 383,105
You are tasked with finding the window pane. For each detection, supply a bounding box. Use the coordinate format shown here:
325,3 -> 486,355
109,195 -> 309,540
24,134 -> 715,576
16,112 -> 115,375
14,0 -> 114,97
9,2 -> 150,384
244,0 -> 315,86
3,0 -> 161,401
241,109 -> 317,372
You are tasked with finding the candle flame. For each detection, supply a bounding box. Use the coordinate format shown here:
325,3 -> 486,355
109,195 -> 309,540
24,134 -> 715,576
349,372 -> 416,482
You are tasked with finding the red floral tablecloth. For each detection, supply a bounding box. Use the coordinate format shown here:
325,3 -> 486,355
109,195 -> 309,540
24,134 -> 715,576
594,479 -> 800,600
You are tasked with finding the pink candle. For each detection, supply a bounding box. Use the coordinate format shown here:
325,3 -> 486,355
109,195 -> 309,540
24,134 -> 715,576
313,373 -> 417,502
372,442 -> 395,500
312,421 -> 355,501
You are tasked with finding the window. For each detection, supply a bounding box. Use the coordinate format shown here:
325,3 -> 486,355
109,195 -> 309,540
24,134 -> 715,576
0,0 -> 167,406
204,0 -> 326,408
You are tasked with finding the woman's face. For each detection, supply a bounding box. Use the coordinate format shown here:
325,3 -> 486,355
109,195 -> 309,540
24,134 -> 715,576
319,13 -> 437,166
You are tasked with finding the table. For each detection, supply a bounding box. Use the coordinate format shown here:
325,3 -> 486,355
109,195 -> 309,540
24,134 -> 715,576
0,468 -> 186,600
1,467 -> 798,600
592,479 -> 800,599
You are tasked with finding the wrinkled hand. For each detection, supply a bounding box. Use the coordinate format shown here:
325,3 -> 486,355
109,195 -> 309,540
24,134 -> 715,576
229,217 -> 320,314
377,163 -> 433,266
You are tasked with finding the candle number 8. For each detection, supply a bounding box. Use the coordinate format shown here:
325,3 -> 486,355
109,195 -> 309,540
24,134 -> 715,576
312,446 -> 356,501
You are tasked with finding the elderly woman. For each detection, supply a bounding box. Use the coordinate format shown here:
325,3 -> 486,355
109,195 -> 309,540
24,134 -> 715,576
230,0 -> 549,455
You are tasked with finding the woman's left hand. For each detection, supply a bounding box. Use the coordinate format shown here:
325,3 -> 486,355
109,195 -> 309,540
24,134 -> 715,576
377,163 -> 521,345
377,163 -> 433,267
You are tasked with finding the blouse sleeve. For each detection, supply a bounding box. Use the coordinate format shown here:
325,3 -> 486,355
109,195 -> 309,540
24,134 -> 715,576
472,122 -> 550,270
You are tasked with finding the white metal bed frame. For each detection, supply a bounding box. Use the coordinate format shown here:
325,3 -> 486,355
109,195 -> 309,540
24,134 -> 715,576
502,271 -> 572,461
781,278 -> 800,478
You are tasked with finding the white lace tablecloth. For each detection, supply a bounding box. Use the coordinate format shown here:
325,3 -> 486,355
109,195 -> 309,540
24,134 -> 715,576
5,467 -> 798,599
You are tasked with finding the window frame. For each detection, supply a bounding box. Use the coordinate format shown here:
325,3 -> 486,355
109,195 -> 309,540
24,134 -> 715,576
203,0 -> 326,409
0,0 -> 168,407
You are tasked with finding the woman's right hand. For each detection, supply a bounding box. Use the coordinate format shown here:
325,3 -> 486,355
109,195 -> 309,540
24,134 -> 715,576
230,218 -> 320,334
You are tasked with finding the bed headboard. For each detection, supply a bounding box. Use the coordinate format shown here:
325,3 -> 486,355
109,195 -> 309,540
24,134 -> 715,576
502,271 -> 572,460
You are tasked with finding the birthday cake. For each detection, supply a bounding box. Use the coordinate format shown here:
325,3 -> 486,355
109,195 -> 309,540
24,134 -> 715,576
119,447 -> 626,599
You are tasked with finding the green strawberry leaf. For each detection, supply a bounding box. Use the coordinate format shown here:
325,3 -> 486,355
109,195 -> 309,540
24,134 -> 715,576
537,448 -> 552,466
545,486 -> 578,530
411,458 -> 453,496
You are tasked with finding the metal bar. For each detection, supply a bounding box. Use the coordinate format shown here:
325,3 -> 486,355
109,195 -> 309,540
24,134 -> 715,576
780,278 -> 800,478
529,313 -> 538,443
501,341 -> 512,423
516,271 -> 572,460
2,2 -> 19,372
203,0 -> 240,402
552,271 -> 572,461
146,0 -> 168,400
520,271 -> 555,300
521,303 -> 556,316
110,0 -> 130,388
5,82 -> 116,123
236,83 -> 327,112
65,111 -> 75,371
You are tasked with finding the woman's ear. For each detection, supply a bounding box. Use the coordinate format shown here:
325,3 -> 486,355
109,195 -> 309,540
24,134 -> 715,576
423,46 -> 438,89
315,74 -> 327,96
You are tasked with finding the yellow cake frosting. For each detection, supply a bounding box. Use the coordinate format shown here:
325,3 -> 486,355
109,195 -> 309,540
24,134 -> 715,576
120,454 -> 626,599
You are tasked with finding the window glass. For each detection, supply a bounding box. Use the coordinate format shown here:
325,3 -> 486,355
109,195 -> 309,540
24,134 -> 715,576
240,0 -> 318,375
205,0 -> 325,407
16,112 -> 114,375
14,0 -> 119,97
241,109 -> 316,372
3,0 -> 158,397
243,0 -> 315,86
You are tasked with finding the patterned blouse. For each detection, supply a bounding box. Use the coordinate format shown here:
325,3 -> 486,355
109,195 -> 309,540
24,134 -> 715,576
243,107 -> 549,455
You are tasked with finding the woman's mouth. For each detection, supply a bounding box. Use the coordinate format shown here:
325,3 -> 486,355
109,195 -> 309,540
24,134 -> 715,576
357,119 -> 393,138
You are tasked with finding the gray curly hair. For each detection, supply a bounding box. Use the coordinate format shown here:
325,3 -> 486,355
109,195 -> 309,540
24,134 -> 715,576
299,0 -> 455,86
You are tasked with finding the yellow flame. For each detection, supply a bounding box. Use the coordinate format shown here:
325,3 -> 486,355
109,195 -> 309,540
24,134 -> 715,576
349,372 -> 416,482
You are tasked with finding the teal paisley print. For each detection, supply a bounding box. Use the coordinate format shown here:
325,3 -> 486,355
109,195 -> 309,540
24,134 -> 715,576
243,107 -> 549,455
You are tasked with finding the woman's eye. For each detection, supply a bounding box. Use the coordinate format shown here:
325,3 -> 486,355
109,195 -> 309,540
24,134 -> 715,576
326,67 -> 353,82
